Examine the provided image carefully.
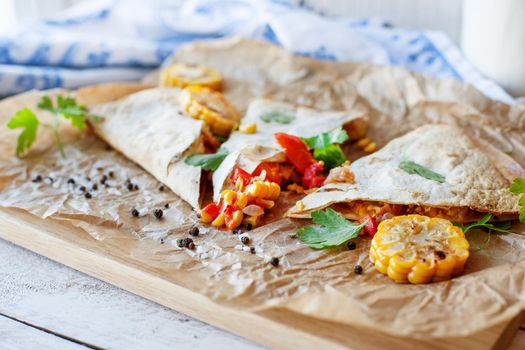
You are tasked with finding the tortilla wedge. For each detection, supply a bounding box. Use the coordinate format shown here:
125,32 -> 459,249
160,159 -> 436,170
90,87 -> 208,209
287,124 -> 525,223
212,99 -> 368,201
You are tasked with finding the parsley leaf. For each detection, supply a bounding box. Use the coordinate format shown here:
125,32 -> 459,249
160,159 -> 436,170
302,127 -> 350,170
457,213 -> 512,234
185,150 -> 228,171
313,144 -> 346,169
38,95 -> 103,131
398,161 -> 445,183
302,127 -> 349,149
509,177 -> 525,222
260,111 -> 295,124
297,208 -> 366,249
7,108 -> 40,156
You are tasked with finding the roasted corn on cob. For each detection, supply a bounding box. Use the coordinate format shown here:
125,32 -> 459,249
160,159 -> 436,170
178,86 -> 241,137
160,63 -> 223,91
369,215 -> 469,284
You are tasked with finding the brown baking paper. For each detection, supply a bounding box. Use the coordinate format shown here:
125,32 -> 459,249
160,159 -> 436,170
1,38 -> 525,339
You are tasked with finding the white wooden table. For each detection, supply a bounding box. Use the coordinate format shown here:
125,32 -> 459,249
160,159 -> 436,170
0,238 -> 264,350
2,236 -> 524,350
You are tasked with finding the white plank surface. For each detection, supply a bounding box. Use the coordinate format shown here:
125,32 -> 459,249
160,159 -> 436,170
0,316 -> 83,350
0,238 -> 264,350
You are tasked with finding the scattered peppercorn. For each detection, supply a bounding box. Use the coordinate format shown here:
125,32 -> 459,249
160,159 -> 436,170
164,203 -> 170,209
108,171 -> 114,178
354,265 -> 363,274
85,176 -> 91,182
126,183 -> 134,191
176,239 -> 185,248
245,223 -> 253,231
154,209 -> 163,219
133,184 -> 139,191
32,175 -> 42,182
92,184 -> 98,191
100,175 -> 108,184
67,178 -> 75,185
160,238 -> 165,244
347,241 -> 357,251
240,236 -> 250,245
270,257 -> 279,267
79,186 -> 86,192
189,227 -> 199,237
196,213 -> 201,219
96,167 -> 103,171
177,237 -> 194,248
188,242 -> 195,250
159,185 -> 165,192
84,192 -> 92,199
233,228 -> 242,235
250,247 -> 256,254
131,208 -> 139,217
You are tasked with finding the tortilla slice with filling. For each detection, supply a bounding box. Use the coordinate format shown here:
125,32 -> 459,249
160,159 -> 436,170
90,87 -> 211,209
212,98 -> 368,201
287,124 -> 525,223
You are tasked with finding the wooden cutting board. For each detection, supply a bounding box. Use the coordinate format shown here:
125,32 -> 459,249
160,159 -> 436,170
0,207 -> 522,350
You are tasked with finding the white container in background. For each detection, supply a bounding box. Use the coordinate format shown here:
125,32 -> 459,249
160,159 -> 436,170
462,0 -> 525,96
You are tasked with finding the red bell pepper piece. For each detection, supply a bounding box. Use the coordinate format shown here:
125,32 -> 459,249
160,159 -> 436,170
302,162 -> 326,189
231,167 -> 253,186
252,162 -> 282,185
360,214 -> 378,238
274,133 -> 315,174
202,203 -> 221,220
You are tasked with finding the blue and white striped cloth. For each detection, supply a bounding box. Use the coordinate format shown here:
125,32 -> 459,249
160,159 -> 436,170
0,0 -> 514,104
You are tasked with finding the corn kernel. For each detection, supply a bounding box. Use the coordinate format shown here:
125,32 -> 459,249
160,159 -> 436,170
234,192 -> 248,209
211,212 -> 225,227
221,189 -> 237,205
226,210 -> 244,230
357,138 -> 370,148
364,142 -> 377,153
200,210 -> 214,224
255,198 -> 275,209
239,123 -> 257,134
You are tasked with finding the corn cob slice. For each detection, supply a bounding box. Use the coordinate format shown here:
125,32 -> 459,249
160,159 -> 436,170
178,86 -> 241,137
369,215 -> 469,284
160,63 -> 223,91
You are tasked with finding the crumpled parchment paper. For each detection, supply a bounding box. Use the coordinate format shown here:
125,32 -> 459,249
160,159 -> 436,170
1,37 -> 525,339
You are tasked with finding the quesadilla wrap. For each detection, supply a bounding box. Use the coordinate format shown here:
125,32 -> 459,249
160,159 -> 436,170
90,87 -> 216,208
212,99 -> 368,201
287,124 -> 525,223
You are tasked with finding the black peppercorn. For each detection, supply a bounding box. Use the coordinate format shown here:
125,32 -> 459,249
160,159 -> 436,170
250,247 -> 256,254
347,241 -> 356,251
126,183 -> 134,191
176,239 -> 185,248
79,186 -> 86,192
354,265 -> 363,274
245,223 -> 253,231
85,177 -> 91,182
233,228 -> 242,235
164,203 -> 170,209
154,209 -> 163,219
160,238 -> 165,244
96,167 -> 103,171
131,208 -> 139,217
100,175 -> 108,184
189,227 -> 199,237
240,236 -> 250,245
270,257 -> 279,267
196,213 -> 201,219
188,242 -> 195,250
108,171 -> 114,178
67,178 -> 75,185
32,175 -> 42,182
84,192 -> 92,199
133,184 -> 139,191
159,185 -> 165,192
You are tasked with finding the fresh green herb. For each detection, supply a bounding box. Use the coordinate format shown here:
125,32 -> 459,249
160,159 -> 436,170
297,208 -> 367,249
260,111 -> 295,124
7,108 -> 40,156
185,149 -> 228,171
509,177 -> 525,222
398,161 -> 445,183
7,95 -> 103,157
312,144 -> 346,169
302,127 -> 349,150
302,127 -> 350,170
456,213 -> 512,234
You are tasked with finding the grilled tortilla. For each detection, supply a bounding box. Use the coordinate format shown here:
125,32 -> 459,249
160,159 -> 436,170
90,87 -> 209,209
212,99 -> 368,201
287,124 -> 525,223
